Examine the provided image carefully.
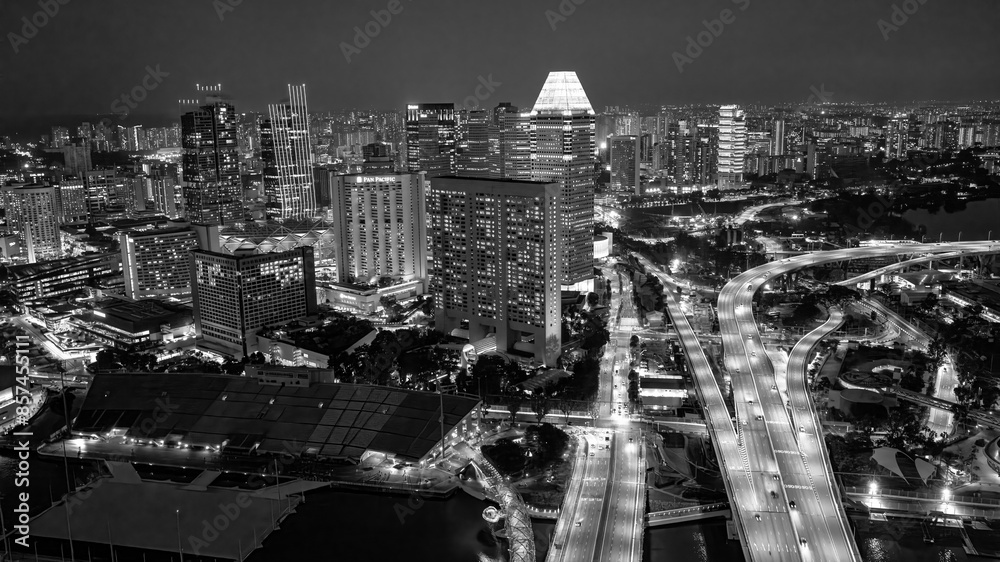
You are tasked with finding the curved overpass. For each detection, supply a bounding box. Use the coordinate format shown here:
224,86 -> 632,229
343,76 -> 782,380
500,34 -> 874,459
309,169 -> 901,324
718,240 -> 1000,561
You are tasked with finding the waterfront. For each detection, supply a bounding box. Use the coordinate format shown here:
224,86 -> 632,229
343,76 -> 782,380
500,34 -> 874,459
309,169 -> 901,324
902,198 -> 1000,241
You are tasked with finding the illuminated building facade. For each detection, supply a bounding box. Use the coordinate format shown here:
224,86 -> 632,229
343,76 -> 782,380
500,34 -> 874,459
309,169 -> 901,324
1,184 -> 62,263
121,226 -> 202,300
262,84 -> 315,219
327,173 -> 427,285
718,104 -> 746,188
429,176 -> 562,366
529,71 -> 596,291
609,135 -> 640,193
405,103 -> 456,177
190,246 -> 317,357
181,96 -> 243,225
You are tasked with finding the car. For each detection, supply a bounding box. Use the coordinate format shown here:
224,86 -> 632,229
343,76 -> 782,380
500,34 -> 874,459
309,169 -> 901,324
789,501 -> 796,509
755,514 -> 762,521
771,384 -> 777,390
751,351 -> 756,357
747,334 -> 753,340
575,521 -> 582,527
748,399 -> 753,404
628,437 -> 634,442
799,426 -> 804,432
590,452 -> 595,457
770,490 -> 778,499
773,474 -> 780,481
800,538 -> 807,546
735,367 -> 740,373
755,415 -> 763,421
614,384 -> 618,389
747,284 -> 753,292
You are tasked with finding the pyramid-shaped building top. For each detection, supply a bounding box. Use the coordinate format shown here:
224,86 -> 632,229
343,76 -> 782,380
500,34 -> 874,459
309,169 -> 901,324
531,71 -> 595,114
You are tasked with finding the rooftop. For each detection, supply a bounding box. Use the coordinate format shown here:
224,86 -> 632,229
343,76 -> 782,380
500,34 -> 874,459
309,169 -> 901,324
531,71 -> 594,114
73,373 -> 480,462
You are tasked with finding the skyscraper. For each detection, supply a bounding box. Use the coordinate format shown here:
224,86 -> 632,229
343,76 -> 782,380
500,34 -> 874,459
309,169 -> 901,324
529,71 -> 596,291
122,224 -> 204,301
327,172 -> 427,285
428,177 -> 562,366
457,110 -> 490,177
262,84 -> 315,219
772,118 -> 786,156
405,103 -> 456,177
1,184 -> 62,263
57,179 -> 87,223
190,246 -> 317,357
717,104 -> 746,188
489,104 -> 531,180
609,135 -> 640,194
181,95 -> 243,225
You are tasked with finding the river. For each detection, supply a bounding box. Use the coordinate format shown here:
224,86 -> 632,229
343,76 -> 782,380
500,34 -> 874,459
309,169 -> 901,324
902,197 -> 1000,241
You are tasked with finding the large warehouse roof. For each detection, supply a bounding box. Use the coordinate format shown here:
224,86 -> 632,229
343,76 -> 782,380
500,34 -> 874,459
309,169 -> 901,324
74,373 -> 479,462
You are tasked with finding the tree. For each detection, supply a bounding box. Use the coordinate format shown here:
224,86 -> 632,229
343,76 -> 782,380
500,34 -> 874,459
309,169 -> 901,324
379,295 -> 403,322
586,292 -> 600,308
531,393 -> 551,423
507,395 -> 523,422
920,293 -> 939,312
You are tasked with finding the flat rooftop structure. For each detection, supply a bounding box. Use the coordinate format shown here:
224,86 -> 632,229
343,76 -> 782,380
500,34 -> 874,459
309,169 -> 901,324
73,372 -> 480,462
22,463 -> 294,561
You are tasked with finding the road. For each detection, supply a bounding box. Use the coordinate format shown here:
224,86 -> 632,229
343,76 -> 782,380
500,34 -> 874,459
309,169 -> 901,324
550,269 -> 644,562
640,256 -> 802,561
716,240 -> 1000,561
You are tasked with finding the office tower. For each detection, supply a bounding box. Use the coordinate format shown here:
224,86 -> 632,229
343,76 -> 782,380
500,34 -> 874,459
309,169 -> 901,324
57,179 -> 87,223
50,126 -> 70,148
489,104 -> 531,180
125,126 -> 144,151
361,142 -> 394,173
190,246 -> 317,357
405,103 -> 456,177
529,71 -> 596,291
327,172 -> 427,285
181,95 -> 243,225
457,110 -> 490,177
772,119 -> 786,156
717,104 -> 746,188
1,184 -> 62,263
261,85 -> 315,220
609,135 -> 640,193
428,177 -> 562,366
122,225 -> 202,300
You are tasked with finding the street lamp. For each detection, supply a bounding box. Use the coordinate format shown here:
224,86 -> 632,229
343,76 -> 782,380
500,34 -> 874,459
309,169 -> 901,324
176,509 -> 184,562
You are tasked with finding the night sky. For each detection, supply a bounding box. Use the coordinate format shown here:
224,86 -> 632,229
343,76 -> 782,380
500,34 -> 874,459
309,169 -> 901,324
2,0 -> 999,123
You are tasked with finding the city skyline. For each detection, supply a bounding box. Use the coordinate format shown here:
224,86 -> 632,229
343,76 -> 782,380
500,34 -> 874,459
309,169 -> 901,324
2,0 -> 1000,131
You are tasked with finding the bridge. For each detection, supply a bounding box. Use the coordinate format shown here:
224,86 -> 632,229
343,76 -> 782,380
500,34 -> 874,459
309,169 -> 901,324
646,503 -> 732,526
844,486 -> 1000,519
453,442 -> 535,562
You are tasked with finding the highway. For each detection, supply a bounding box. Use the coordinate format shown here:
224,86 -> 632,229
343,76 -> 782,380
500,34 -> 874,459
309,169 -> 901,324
716,240 -> 1000,561
641,256 -> 801,561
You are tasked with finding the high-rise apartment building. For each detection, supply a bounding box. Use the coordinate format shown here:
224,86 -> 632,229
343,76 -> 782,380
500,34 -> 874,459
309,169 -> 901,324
261,85 -> 315,219
122,224 -> 208,300
181,96 -> 243,225
82,170 -> 125,220
529,71 -> 596,291
61,143 -> 91,176
50,126 -> 70,148
1,184 -> 62,263
57,179 -> 87,223
429,177 -> 562,366
609,135 -> 640,194
717,104 -> 746,188
327,173 -> 427,285
190,246 -> 317,357
405,103 -> 456,177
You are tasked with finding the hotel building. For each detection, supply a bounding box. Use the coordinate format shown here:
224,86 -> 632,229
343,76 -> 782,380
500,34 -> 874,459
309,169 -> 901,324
429,176 -> 562,366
